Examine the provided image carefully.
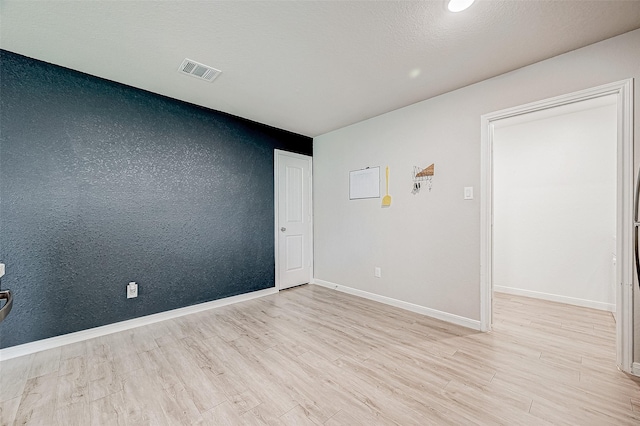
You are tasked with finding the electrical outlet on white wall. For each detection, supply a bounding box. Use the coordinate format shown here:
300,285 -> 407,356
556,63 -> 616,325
464,187 -> 474,200
374,267 -> 382,278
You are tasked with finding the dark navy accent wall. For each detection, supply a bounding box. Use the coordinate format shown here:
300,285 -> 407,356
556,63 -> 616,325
0,50 -> 312,349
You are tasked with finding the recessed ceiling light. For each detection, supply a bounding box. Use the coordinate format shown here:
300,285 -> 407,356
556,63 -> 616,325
447,0 -> 475,12
409,68 -> 421,79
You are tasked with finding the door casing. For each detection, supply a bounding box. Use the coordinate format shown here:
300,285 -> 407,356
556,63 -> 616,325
480,79 -> 634,373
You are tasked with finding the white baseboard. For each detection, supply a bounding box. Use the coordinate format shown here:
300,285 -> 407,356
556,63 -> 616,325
493,285 -> 615,312
312,279 -> 481,331
0,287 -> 278,361
632,362 -> 640,377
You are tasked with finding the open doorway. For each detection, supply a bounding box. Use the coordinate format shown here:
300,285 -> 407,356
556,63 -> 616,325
492,95 -> 617,314
480,80 -> 634,374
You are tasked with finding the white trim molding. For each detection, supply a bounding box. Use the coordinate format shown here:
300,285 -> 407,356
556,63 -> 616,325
494,286 -> 615,312
480,79 -> 634,373
632,362 -> 640,376
0,287 -> 277,361
312,279 -> 481,331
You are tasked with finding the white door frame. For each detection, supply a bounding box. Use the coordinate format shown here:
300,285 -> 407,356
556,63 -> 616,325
480,79 -> 634,373
274,149 -> 313,290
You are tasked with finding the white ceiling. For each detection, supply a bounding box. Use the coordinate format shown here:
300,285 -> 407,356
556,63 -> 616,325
2,1 -> 639,137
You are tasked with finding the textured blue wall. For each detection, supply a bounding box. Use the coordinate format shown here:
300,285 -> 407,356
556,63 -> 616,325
0,50 -> 312,349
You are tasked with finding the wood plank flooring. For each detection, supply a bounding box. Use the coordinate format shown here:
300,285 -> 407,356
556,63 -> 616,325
1,285 -> 639,425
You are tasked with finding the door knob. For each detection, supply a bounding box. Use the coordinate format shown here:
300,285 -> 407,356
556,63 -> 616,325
280,227 -> 286,232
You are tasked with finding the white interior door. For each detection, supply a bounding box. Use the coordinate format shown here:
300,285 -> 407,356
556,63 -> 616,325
275,150 -> 312,290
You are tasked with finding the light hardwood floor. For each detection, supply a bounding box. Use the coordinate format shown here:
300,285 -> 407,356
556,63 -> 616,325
1,285 -> 639,425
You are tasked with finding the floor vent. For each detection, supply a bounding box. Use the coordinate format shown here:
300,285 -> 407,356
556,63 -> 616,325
178,58 -> 222,82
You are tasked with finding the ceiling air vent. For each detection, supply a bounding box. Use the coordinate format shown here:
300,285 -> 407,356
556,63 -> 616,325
178,58 -> 222,82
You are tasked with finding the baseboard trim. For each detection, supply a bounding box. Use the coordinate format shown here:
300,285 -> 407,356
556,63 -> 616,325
312,279 -> 481,331
0,287 -> 278,361
494,285 -> 615,312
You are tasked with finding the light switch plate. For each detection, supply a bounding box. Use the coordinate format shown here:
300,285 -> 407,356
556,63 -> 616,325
464,187 -> 474,200
0,263 -> 4,278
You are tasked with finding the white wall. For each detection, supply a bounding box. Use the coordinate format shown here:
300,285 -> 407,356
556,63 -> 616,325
493,100 -> 617,311
313,30 -> 640,340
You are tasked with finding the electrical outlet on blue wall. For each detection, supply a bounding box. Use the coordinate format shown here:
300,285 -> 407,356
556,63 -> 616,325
127,282 -> 138,299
